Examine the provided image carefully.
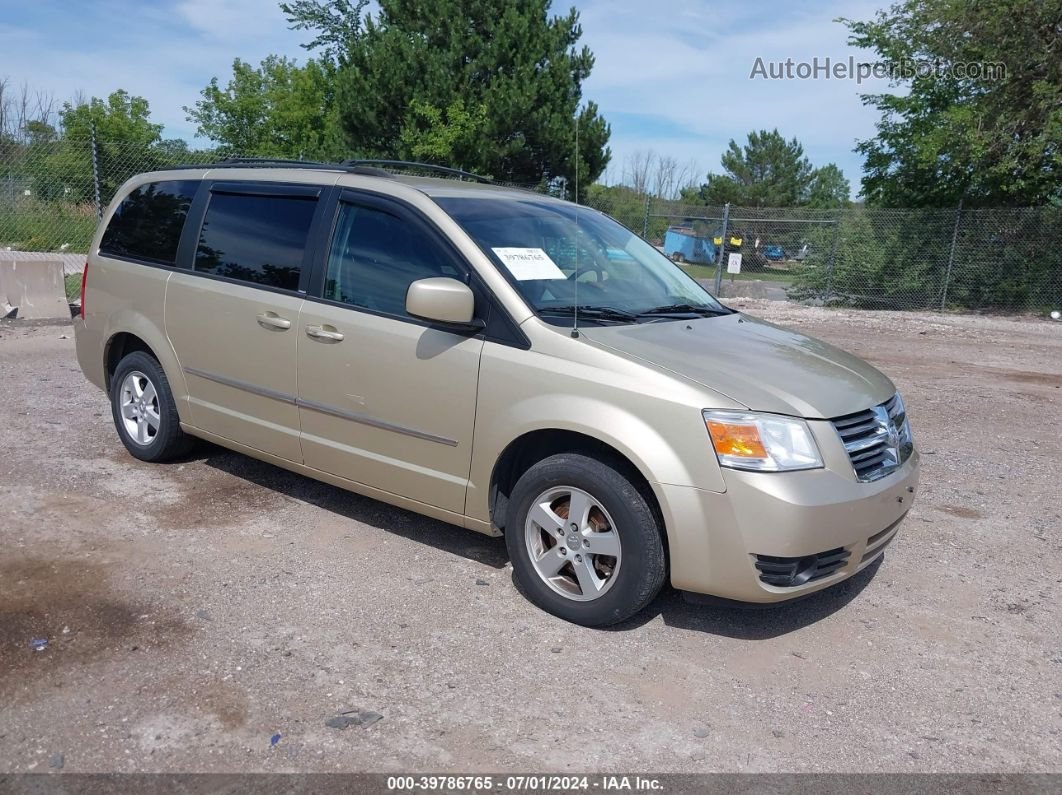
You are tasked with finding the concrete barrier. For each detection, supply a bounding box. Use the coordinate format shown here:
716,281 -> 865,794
0,259 -> 69,319
0,250 -> 87,275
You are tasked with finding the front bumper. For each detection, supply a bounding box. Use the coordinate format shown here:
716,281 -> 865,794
658,450 -> 920,603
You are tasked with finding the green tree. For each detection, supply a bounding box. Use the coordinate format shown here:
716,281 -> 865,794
685,130 -> 851,208
37,90 -> 164,203
59,90 -> 161,145
280,0 -> 368,66
24,120 -> 58,146
153,138 -> 193,165
397,99 -> 490,166
692,130 -> 814,207
185,56 -> 340,159
288,0 -> 611,185
806,164 -> 851,208
843,0 -> 1062,207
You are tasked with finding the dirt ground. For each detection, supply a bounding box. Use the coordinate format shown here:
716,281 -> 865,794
0,303 -> 1060,774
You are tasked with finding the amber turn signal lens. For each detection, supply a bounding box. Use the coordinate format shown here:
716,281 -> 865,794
705,419 -> 768,459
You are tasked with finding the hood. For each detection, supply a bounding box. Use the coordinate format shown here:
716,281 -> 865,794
579,313 -> 894,419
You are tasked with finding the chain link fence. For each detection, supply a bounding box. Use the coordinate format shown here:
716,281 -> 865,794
584,193 -> 1062,313
2,138 -> 1059,313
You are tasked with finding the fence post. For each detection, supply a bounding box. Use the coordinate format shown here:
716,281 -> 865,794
713,202 -> 730,295
940,197 -> 963,310
642,194 -> 651,239
90,122 -> 102,220
825,217 -> 840,298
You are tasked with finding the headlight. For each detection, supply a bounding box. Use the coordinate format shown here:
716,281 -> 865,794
702,410 -> 823,472
893,392 -> 915,455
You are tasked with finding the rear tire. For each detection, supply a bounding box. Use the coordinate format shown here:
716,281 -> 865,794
505,453 -> 666,627
110,351 -> 193,462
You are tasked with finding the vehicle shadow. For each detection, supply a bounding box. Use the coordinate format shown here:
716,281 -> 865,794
192,444 -> 510,569
176,443 -> 880,635
608,558 -> 884,640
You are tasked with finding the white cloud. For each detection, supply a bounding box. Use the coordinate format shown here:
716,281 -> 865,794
0,2 -> 307,142
175,0 -> 295,41
579,0 -> 889,191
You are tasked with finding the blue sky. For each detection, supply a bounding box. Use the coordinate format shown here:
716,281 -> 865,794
1,0 -> 893,195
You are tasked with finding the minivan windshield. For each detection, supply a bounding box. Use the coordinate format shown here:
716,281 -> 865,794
434,196 -> 730,325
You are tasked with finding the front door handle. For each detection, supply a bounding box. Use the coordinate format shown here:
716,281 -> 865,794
256,311 -> 291,330
305,324 -> 344,343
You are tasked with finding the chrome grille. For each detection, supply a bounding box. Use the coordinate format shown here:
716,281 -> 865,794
832,393 -> 914,482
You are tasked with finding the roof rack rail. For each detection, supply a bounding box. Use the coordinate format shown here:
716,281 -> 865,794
218,157 -> 330,167
341,159 -> 493,184
210,157 -> 395,177
160,156 -> 492,183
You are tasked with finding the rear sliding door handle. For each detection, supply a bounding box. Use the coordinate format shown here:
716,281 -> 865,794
305,324 -> 344,343
256,312 -> 292,330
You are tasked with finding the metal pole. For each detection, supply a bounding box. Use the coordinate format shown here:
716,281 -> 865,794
713,203 -> 730,295
642,194 -> 651,239
825,217 -> 840,298
90,121 -> 102,220
941,197 -> 963,310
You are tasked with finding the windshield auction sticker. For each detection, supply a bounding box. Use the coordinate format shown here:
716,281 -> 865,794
492,247 -> 566,280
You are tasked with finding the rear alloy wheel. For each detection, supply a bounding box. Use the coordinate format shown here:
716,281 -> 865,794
110,351 -> 193,462
506,453 -> 666,626
118,370 -> 161,447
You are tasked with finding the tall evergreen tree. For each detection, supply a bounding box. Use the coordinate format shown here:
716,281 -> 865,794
287,0 -> 611,186
687,130 -> 848,207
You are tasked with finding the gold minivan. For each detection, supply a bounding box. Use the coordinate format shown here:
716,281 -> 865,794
74,159 -> 918,626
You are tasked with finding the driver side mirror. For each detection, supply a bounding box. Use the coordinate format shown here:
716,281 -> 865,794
406,277 -> 483,330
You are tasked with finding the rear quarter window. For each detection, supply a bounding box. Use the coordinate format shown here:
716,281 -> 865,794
99,180 -> 199,265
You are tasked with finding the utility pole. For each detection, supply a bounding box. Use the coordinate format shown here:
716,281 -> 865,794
713,203 -> 730,295
90,121 -> 102,220
941,197 -> 964,310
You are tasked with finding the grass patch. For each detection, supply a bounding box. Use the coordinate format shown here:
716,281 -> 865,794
0,199 -> 98,252
680,264 -> 794,283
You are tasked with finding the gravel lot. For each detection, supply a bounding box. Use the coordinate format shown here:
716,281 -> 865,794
1,304 -> 1060,774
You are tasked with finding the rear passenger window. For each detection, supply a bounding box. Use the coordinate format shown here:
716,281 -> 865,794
195,192 -> 317,291
99,180 -> 198,265
324,202 -> 460,316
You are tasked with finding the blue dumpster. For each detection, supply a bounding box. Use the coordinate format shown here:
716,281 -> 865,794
663,227 -> 717,265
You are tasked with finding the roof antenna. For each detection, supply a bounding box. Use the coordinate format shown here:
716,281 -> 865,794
571,116 -> 580,339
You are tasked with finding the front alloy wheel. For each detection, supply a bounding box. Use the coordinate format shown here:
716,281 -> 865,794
524,486 -> 622,602
505,453 -> 666,626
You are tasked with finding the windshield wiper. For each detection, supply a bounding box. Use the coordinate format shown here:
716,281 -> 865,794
540,305 -> 639,323
637,303 -> 732,318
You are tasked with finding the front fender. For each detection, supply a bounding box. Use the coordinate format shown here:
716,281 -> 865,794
468,385 -> 727,517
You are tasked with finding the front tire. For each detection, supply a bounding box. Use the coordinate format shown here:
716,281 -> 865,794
505,453 -> 666,627
110,351 -> 193,462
